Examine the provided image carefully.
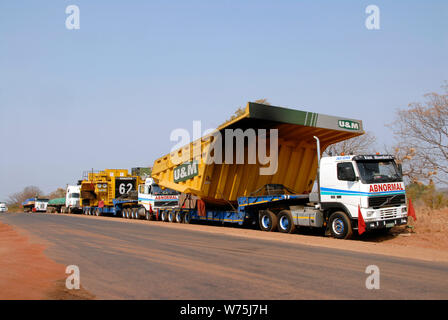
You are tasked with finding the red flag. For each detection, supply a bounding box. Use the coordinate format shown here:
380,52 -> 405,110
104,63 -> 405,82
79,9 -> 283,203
408,198 -> 417,221
358,205 -> 366,235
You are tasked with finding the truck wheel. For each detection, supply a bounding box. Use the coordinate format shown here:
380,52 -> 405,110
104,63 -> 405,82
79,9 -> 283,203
277,210 -> 296,234
138,207 -> 146,220
168,211 -> 175,222
175,211 -> 183,223
183,212 -> 192,224
122,209 -> 126,218
125,208 -> 131,219
95,208 -> 101,217
160,210 -> 168,222
329,211 -> 353,239
145,210 -> 151,221
259,210 -> 278,232
132,208 -> 139,220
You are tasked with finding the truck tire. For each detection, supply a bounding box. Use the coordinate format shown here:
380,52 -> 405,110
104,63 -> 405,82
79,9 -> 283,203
160,210 -> 168,222
132,208 -> 139,220
95,208 -> 101,217
277,210 -> 296,234
145,210 -> 151,221
122,209 -> 126,218
183,211 -> 192,224
175,211 -> 183,223
329,211 -> 353,239
138,207 -> 146,220
168,211 -> 175,222
259,210 -> 278,232
125,208 -> 131,219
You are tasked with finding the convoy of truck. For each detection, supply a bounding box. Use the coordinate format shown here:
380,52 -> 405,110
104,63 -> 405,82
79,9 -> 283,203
18,102 -> 409,239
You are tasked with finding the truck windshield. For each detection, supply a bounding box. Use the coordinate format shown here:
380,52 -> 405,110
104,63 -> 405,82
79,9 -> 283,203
70,193 -> 80,198
152,185 -> 179,195
356,160 -> 402,184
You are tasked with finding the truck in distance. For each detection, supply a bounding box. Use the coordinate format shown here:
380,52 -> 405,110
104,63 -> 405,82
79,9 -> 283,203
0,202 -> 7,213
22,198 -> 49,213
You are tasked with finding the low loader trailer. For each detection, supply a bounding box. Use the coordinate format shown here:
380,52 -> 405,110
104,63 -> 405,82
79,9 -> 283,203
79,169 -> 143,217
46,197 -> 66,213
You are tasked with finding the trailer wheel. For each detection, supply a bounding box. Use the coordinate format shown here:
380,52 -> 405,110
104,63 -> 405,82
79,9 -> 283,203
168,211 -> 175,222
94,208 -> 101,217
122,209 -> 126,218
132,208 -> 139,220
259,210 -> 278,232
183,211 -> 192,224
175,211 -> 183,223
329,211 -> 353,239
277,210 -> 296,234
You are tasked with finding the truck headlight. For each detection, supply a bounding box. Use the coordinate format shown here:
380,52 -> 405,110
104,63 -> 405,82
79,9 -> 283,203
401,207 -> 407,213
367,210 -> 375,217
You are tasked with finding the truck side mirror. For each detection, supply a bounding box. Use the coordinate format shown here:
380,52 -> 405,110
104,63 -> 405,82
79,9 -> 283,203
398,163 -> 403,176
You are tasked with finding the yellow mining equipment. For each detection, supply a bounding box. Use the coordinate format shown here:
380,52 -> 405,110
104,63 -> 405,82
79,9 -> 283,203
80,169 -> 142,208
152,102 -> 364,205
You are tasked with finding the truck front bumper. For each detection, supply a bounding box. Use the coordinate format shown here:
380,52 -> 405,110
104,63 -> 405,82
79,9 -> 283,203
366,217 -> 408,230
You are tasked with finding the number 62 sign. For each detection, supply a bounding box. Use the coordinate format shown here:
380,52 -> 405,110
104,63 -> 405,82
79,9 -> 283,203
115,178 -> 136,196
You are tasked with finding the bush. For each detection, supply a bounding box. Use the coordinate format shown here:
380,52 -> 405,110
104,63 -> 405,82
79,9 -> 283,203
406,182 -> 448,209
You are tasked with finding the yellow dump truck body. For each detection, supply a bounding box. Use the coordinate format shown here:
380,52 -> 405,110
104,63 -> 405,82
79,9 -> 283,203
152,102 -> 364,204
80,169 -> 142,207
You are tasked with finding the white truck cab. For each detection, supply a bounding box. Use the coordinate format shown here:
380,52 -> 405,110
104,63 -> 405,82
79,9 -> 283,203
66,185 -> 81,213
314,154 -> 407,238
138,178 -> 179,215
0,202 -> 7,212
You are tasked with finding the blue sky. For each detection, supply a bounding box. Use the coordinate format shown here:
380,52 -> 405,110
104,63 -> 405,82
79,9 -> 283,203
0,0 -> 447,200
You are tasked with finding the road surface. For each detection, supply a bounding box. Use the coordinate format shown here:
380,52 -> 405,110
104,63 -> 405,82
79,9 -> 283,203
1,212 -> 447,299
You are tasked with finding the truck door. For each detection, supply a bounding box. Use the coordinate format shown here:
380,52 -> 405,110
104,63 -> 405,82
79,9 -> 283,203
335,162 -> 360,216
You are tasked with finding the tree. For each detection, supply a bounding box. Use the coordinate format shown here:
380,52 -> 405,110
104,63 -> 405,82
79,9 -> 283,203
47,188 -> 66,199
390,82 -> 448,184
224,99 -> 271,124
324,131 -> 376,156
7,186 -> 44,207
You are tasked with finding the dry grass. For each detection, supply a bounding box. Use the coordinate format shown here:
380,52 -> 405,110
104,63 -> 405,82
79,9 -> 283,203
410,207 -> 448,234
384,206 -> 448,251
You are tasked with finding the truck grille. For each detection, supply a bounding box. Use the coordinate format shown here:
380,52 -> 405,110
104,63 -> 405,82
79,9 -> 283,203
380,207 -> 399,219
368,194 -> 405,208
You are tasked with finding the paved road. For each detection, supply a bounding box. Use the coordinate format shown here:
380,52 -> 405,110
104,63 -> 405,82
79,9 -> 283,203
1,212 -> 448,299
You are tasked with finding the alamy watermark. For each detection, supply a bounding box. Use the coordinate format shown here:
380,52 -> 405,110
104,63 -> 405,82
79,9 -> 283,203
66,5 -> 80,30
365,5 -> 380,30
365,265 -> 380,290
169,121 -> 279,175
65,265 -> 80,290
